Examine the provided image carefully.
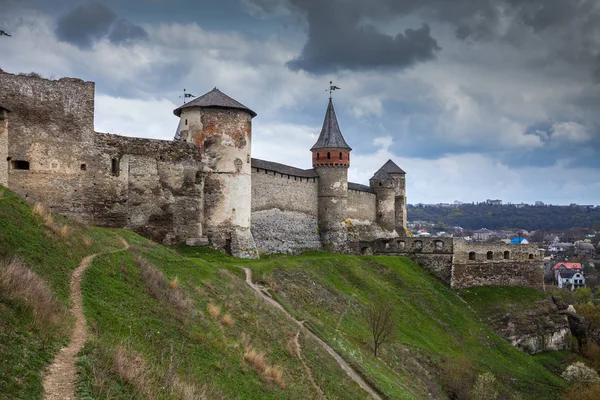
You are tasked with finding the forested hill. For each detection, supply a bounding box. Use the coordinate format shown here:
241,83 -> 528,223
408,204 -> 600,231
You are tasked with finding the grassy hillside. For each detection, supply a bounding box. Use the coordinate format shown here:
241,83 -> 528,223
175,249 -> 568,399
0,185 -> 569,399
0,186 -> 123,399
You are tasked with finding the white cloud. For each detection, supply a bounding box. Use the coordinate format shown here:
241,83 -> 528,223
551,121 -> 591,143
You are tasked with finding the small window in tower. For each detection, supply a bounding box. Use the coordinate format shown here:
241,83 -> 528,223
317,153 -> 320,160
185,119 -> 188,125
80,163 -> 87,171
327,152 -> 330,159
111,158 -> 120,176
379,182 -> 382,186
11,160 -> 30,170
339,152 -> 342,160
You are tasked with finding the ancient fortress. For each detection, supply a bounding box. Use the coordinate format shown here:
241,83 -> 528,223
0,71 -> 543,288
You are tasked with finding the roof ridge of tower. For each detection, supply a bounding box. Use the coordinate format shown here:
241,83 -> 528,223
173,87 -> 256,118
380,159 -> 406,174
310,98 -> 352,151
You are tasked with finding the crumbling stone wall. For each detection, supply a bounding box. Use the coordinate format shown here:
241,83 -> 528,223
0,72 -> 204,245
361,237 -> 454,283
361,237 -> 543,288
451,240 -> 544,289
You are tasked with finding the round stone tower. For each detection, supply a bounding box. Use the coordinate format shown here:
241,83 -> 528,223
311,99 -> 351,251
370,159 -> 407,234
173,88 -> 258,258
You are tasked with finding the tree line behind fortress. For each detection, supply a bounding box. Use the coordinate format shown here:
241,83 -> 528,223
409,203 -> 600,231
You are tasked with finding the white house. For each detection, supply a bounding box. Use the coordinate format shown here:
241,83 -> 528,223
557,270 -> 586,291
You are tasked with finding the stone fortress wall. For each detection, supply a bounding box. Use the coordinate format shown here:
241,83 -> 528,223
250,160 -> 322,254
0,70 -> 544,290
360,237 -> 543,289
0,72 -> 204,245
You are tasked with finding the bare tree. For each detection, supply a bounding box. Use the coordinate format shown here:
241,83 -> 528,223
364,297 -> 396,357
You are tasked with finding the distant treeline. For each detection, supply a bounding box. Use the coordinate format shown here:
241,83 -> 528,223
408,204 -> 600,231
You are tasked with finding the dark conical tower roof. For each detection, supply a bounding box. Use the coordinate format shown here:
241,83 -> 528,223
310,99 -> 352,151
380,159 -> 405,174
173,88 -> 256,118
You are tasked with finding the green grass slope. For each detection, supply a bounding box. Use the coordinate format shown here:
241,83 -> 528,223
1,186 -> 569,399
0,186 -> 123,399
175,248 -> 568,399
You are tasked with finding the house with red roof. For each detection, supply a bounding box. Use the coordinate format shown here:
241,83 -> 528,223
553,262 -> 582,282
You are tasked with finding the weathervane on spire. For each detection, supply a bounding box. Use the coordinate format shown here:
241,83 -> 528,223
179,88 -> 196,104
327,81 -> 341,100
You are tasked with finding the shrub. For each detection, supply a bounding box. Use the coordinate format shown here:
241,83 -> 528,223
222,313 -> 235,328
562,383 -> 600,400
471,372 -> 499,400
207,302 -> 221,320
243,345 -> 266,373
561,362 -> 600,386
440,355 -> 475,400
83,236 -> 93,249
264,366 -> 286,389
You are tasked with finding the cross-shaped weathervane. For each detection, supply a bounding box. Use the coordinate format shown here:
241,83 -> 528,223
327,81 -> 341,99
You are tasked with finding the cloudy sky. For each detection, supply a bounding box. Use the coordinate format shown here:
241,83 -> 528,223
1,0 -> 599,205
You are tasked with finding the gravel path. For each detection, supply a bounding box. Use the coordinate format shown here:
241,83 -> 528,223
43,237 -> 130,400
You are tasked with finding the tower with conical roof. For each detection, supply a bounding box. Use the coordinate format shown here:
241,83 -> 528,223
311,98 -> 351,250
369,159 -> 407,233
173,88 -> 258,258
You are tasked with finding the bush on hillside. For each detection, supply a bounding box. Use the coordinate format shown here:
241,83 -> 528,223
561,362 -> 600,386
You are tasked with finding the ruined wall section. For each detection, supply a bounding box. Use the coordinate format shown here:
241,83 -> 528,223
0,72 -> 203,245
91,133 -> 203,245
250,166 -> 322,254
451,240 -> 544,289
362,237 -> 454,283
0,73 -> 96,217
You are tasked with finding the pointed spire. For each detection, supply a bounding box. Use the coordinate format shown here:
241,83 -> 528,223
310,99 -> 352,151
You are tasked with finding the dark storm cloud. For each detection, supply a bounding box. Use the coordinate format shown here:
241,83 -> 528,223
267,0 -> 441,73
248,0 -> 600,78
55,2 -> 147,49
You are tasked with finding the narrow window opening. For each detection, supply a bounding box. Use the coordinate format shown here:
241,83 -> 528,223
379,182 -> 382,186
185,119 -> 188,125
469,251 -> 476,261
487,251 -> 493,260
317,153 -> 320,160
529,253 -> 534,260
11,160 -> 29,170
80,163 -> 87,171
195,171 -> 202,184
111,158 -> 120,176
327,152 -> 330,160
504,250 -> 510,259
339,152 -> 342,160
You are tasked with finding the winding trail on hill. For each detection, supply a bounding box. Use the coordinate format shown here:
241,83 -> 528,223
42,237 -> 129,400
242,267 -> 382,400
